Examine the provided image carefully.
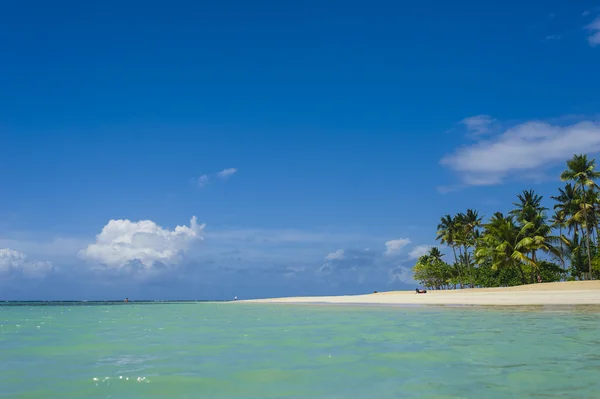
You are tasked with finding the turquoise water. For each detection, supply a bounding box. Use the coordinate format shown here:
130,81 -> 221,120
1,303 -> 600,398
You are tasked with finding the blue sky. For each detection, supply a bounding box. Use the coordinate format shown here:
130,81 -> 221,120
1,0 -> 600,300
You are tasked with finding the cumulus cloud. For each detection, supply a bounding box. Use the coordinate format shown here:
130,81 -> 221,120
0,248 -> 53,278
441,118 -> 600,186
384,238 -> 411,256
325,249 -> 345,260
217,168 -> 237,179
461,115 -> 496,136
408,245 -> 433,260
587,16 -> 600,46
79,216 -> 204,269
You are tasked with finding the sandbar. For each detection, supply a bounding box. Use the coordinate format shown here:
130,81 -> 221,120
242,281 -> 600,306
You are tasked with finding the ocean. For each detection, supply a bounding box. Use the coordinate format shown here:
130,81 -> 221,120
1,302 -> 599,398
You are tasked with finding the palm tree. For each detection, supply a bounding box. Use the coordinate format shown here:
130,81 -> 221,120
552,184 -> 581,237
560,154 -> 600,279
518,213 -> 560,283
549,209 -> 567,272
510,189 -> 547,222
509,190 -> 556,282
462,209 -> 482,287
561,235 -> 586,279
436,215 -> 463,288
475,212 -> 528,284
428,247 -> 444,262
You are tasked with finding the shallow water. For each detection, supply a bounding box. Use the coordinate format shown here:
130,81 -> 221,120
1,303 -> 599,398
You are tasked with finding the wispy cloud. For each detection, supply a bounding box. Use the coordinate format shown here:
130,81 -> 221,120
436,184 -> 464,194
586,16 -> 600,46
217,168 -> 237,179
205,228 -> 370,245
194,168 -> 237,188
384,238 -> 411,256
461,115 -> 497,137
544,34 -> 562,41
441,116 -> 600,186
197,175 -> 209,188
583,11 -> 591,17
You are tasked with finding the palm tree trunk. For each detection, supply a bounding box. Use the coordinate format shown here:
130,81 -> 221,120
451,246 -> 463,289
464,245 -> 473,288
582,186 -> 594,280
458,245 -> 466,287
559,226 -> 565,271
586,225 -> 593,279
530,252 -> 535,284
574,224 -> 584,280
517,262 -> 526,285
533,251 -> 542,283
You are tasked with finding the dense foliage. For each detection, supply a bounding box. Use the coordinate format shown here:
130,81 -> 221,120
413,154 -> 600,290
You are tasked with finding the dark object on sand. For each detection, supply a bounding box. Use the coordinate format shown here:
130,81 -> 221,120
373,291 -> 378,293
415,288 -> 427,294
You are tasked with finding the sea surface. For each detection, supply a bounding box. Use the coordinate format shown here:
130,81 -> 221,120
1,302 -> 600,399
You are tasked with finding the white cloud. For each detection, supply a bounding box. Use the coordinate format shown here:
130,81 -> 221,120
79,216 -> 205,269
217,168 -> 237,179
587,17 -> 600,46
461,115 -> 496,136
441,118 -> 600,186
0,248 -> 53,278
408,245 -> 433,260
195,168 -> 237,188
197,175 -> 209,188
325,249 -> 345,260
384,238 -> 411,256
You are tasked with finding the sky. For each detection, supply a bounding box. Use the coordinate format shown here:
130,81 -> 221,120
1,0 -> 600,300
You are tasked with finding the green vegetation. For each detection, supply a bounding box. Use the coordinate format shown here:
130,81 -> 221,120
413,154 -> 600,290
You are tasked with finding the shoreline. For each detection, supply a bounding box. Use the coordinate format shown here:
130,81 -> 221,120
241,281 -> 600,306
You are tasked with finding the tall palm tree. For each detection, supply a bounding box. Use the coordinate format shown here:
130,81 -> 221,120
552,184 -> 581,237
436,215 -> 463,288
455,209 -> 482,288
549,209 -> 567,272
560,154 -> 600,279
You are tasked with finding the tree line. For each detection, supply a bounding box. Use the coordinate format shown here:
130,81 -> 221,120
413,154 -> 600,290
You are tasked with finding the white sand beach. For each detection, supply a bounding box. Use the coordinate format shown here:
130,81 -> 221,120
243,281 -> 600,306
